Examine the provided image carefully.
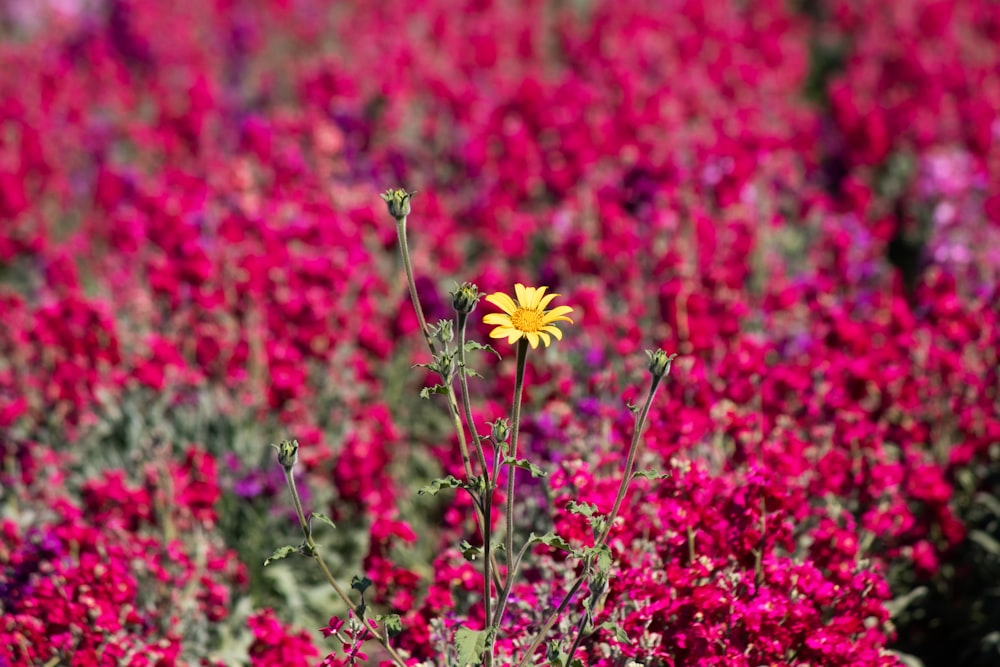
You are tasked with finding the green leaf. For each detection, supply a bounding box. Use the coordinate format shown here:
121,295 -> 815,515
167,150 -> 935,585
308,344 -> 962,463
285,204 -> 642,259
598,621 -> 630,644
310,512 -> 336,531
505,457 -> 547,478
566,501 -> 598,517
378,614 -> 403,637
418,475 -> 464,496
970,530 -> 1000,556
463,367 -> 484,379
529,531 -> 576,554
352,575 -> 372,594
454,626 -> 487,666
632,468 -> 673,481
263,545 -> 298,567
465,340 -> 501,358
625,399 -> 639,414
459,540 -> 483,562
419,384 -> 449,399
582,544 -> 613,574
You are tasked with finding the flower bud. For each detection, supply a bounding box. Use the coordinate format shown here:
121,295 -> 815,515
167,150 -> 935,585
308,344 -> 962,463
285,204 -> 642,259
379,188 -> 414,219
431,319 -> 454,345
450,282 -> 481,316
273,439 -> 299,469
490,418 -> 511,444
645,349 -> 677,379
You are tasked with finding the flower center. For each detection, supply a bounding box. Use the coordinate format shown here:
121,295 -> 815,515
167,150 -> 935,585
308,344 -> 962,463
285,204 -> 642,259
511,307 -> 543,332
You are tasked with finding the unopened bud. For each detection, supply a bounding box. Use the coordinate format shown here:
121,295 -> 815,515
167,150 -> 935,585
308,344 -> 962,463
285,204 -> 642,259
431,319 -> 454,345
645,349 -> 677,379
450,282 -> 481,316
490,418 -> 511,444
272,439 -> 299,469
380,188 -> 414,219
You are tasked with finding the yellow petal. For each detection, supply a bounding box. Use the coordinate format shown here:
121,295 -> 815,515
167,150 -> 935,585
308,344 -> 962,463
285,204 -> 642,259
514,283 -> 529,307
541,306 -> 574,323
540,325 -> 563,340
537,330 -> 551,347
485,292 -> 518,315
489,326 -> 518,339
537,292 -> 560,310
483,313 -> 513,326
525,331 -> 540,349
507,330 -> 524,344
524,286 -> 537,308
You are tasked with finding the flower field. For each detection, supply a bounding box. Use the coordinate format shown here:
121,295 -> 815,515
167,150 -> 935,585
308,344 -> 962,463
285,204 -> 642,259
1,0 -> 999,665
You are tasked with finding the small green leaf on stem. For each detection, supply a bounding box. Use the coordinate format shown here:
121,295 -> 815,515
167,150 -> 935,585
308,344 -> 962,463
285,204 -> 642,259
505,457 -> 548,478
464,340 -> 501,358
263,545 -> 298,567
351,575 -> 373,594
378,613 -> 404,637
529,531 -> 576,554
418,475 -> 465,496
566,501 -> 599,517
632,469 -> 673,481
459,540 -> 483,562
310,512 -> 336,531
582,544 -> 613,574
419,384 -> 450,399
598,621 -> 630,644
454,627 -> 488,666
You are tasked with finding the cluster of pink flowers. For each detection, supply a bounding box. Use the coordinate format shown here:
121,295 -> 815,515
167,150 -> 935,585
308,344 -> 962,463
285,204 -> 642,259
1,0 -> 998,665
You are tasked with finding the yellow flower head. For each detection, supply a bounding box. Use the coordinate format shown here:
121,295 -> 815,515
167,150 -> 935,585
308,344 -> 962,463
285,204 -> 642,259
483,284 -> 573,349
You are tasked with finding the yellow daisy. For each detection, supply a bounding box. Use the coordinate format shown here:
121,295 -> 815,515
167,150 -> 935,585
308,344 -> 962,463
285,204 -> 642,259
483,283 -> 574,349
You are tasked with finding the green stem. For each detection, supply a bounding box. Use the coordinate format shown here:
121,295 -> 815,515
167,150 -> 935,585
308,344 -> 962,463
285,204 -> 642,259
395,216 -> 436,356
488,338 -> 529,654
595,375 -> 661,546
515,374 -> 662,666
457,314 -> 495,643
282,468 -> 408,667
457,314 -> 491,476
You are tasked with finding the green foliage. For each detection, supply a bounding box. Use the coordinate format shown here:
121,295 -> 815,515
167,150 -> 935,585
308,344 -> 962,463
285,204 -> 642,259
264,545 -> 299,567
418,475 -> 465,496
505,457 -> 548,478
454,626 -> 488,666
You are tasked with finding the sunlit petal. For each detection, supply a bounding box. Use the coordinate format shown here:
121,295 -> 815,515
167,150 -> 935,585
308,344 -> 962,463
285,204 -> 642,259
489,326 -> 518,339
485,292 -> 518,315
514,283 -> 529,307
537,292 -> 560,310
483,313 -> 513,326
525,331 -> 540,349
540,325 -> 563,340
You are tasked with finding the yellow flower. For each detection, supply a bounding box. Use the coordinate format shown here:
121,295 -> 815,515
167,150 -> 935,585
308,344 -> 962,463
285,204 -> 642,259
483,284 -> 574,349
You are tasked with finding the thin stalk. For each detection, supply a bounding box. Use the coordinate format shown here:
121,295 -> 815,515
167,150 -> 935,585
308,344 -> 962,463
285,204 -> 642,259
488,338 -> 529,654
515,375 -> 662,666
394,220 -> 502,594
457,313 -> 495,641
457,313 -> 491,475
395,216 -> 436,356
282,468 -> 408,667
445,383 -> 505,595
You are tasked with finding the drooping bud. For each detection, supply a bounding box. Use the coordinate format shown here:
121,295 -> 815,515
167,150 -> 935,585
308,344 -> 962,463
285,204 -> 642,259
645,349 -> 677,379
380,188 -> 415,219
450,282 -> 481,316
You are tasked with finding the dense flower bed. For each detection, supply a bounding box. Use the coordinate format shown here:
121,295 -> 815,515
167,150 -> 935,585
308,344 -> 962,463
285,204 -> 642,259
1,0 -> 998,665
